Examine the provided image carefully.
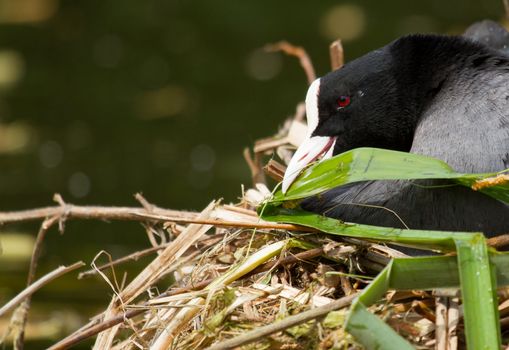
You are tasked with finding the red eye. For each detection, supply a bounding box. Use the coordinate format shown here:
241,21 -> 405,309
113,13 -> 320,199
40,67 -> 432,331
336,95 -> 351,109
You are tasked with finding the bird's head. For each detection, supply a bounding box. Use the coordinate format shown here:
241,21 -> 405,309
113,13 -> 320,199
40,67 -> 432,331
281,43 -> 426,193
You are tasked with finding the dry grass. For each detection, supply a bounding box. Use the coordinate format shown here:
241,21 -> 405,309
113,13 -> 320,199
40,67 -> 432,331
3,41 -> 509,350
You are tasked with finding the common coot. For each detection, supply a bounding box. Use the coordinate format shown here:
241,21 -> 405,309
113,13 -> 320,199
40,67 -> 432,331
282,26 -> 509,237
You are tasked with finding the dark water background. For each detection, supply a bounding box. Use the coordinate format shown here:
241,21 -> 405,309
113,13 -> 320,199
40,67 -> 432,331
0,0 -> 506,347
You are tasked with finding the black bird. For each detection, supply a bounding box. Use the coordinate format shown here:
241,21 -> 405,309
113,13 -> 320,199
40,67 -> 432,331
282,25 -> 509,238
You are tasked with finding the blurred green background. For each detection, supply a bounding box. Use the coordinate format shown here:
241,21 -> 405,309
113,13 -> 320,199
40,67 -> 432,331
0,0 -> 506,347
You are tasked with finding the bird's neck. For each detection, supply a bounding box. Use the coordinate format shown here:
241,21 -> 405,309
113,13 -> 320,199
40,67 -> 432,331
413,72 -> 509,172
389,34 -> 503,119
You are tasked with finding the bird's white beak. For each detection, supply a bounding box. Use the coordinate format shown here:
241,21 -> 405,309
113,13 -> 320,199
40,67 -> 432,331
281,79 -> 337,194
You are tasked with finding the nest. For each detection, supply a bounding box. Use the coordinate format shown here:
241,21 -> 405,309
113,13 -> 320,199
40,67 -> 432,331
3,41 -> 509,350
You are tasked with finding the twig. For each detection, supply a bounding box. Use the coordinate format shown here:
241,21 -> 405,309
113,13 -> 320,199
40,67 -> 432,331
156,249 -> 325,298
504,0 -> 509,20
130,212 -> 318,232
134,193 -> 167,246
222,204 -> 257,217
243,148 -> 266,186
329,39 -> 344,71
78,244 -> 172,279
13,214 -> 61,348
0,203 -> 196,224
265,41 -> 316,84
48,202 -> 223,350
253,137 -> 290,154
49,247 -> 325,349
249,247 -> 324,275
50,266 -> 213,350
0,262 -> 85,318
487,233 -> 509,249
338,267 -> 354,295
27,215 -> 61,286
263,159 -> 286,182
92,202 -> 218,349
447,297 -> 459,350
134,193 -> 155,212
166,248 -> 325,296
205,292 -> 358,350
0,201 -> 306,233
48,307 -> 144,350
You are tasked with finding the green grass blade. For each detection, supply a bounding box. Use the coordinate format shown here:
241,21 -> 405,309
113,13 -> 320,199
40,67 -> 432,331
372,254 -> 509,290
346,301 -> 414,350
208,238 -> 317,289
392,251 -> 503,349
357,261 -> 392,306
389,256 -> 460,290
260,147 -> 509,349
346,262 -> 414,349
271,147 -> 508,203
261,204 -> 473,251
259,205 -> 506,348
492,253 -> 509,283
347,253 -> 509,349
455,235 -> 501,349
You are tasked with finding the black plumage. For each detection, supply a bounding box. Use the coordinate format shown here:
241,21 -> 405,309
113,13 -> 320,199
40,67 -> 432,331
283,24 -> 509,238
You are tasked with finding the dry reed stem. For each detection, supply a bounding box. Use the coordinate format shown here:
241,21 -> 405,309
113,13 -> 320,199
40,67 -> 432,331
265,41 -> 316,84
338,267 -> 354,295
147,239 -> 291,348
250,283 -> 335,307
131,211 -> 317,232
435,296 -> 459,350
48,282 -> 204,350
253,136 -> 290,154
205,292 -> 358,350
264,159 -> 286,182
329,39 -> 344,70
150,297 -> 204,350
78,243 -> 172,279
53,245 -> 323,349
12,208 -> 61,348
447,298 -> 459,350
487,233 -> 509,248
52,238 -> 319,349
93,201 -> 216,349
7,35 -> 497,350
0,262 -> 85,318
243,147 -> 266,186
504,0 -> 509,20
0,202 -> 196,224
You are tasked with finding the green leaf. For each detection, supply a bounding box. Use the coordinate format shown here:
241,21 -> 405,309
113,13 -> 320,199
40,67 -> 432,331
261,205 -> 504,349
346,301 -> 414,350
455,235 -> 501,349
261,204 -> 471,251
344,254 -> 509,349
270,147 -> 509,204
258,147 -> 509,350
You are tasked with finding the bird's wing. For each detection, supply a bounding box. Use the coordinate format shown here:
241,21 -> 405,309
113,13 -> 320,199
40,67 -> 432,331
301,177 -> 509,236
301,180 -> 414,229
